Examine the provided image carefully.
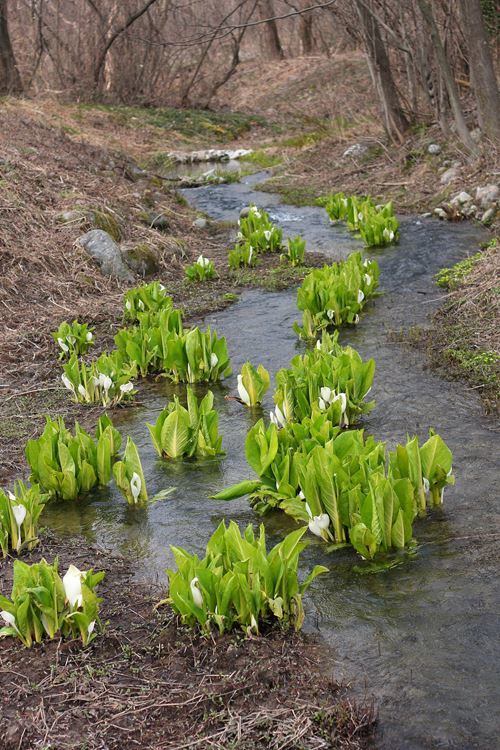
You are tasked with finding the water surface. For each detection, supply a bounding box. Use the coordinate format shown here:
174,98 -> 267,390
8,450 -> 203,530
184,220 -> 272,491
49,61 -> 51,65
45,174 -> 499,748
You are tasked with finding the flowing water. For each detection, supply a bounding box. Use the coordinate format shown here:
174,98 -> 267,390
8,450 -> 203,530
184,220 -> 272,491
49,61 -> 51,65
44,172 -> 499,748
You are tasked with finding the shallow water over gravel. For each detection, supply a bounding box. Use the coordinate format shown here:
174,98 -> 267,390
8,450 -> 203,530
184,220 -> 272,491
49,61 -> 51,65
45,173 -> 499,748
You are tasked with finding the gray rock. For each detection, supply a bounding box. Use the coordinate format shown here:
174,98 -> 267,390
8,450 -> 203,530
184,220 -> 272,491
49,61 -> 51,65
192,217 -> 208,229
420,212 -> 432,218
342,143 -> 369,159
239,206 -> 251,218
475,183 -> 499,208
470,128 -> 482,143
125,163 -> 149,181
451,191 -> 473,206
434,207 -> 448,220
150,213 -> 170,230
440,166 -> 460,185
121,243 -> 160,277
77,229 -> 134,281
481,207 -> 496,225
427,143 -> 441,155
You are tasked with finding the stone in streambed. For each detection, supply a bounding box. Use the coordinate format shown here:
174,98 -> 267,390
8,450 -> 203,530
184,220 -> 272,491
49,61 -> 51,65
121,243 -> 160,277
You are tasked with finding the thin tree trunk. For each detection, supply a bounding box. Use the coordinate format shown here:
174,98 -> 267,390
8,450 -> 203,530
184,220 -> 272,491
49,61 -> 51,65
354,0 -> 409,143
416,0 -> 475,150
301,13 -> 314,55
458,0 -> 500,143
0,0 -> 22,94
260,0 -> 284,60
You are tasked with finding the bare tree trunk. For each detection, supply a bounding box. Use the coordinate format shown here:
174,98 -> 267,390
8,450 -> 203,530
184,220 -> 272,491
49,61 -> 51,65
416,0 -> 475,150
301,13 -> 314,55
260,0 -> 284,60
0,0 -> 22,94
354,0 -> 409,143
458,0 -> 500,143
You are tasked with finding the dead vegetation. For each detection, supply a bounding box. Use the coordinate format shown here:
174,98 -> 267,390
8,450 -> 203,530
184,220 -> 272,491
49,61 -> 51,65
0,532 -> 376,750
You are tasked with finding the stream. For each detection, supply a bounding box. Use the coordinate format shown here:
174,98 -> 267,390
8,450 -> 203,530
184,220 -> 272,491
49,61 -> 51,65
44,172 -> 499,748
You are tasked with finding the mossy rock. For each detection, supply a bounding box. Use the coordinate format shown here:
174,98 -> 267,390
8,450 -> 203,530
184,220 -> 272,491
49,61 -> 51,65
122,243 -> 160,277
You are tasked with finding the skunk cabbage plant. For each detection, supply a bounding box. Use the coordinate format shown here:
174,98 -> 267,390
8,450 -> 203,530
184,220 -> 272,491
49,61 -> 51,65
52,320 -> 94,360
26,415 -> 122,501
147,388 -> 224,459
237,362 -> 270,407
185,255 -> 217,282
112,437 -> 148,505
0,558 -> 103,647
0,481 -> 47,557
61,352 -> 136,407
123,281 -> 174,321
165,520 -> 328,634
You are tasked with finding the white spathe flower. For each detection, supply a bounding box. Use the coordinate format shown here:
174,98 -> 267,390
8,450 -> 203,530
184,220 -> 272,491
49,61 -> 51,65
237,231 -> 243,240
77,384 -> 88,399
197,254 -> 210,268
210,353 -> 218,368
120,382 -> 134,393
326,309 -> 334,320
318,397 -> 327,411
12,504 -> 26,528
357,289 -> 365,304
383,227 -> 394,242
87,620 -> 96,637
320,386 -> 333,404
316,339 -> 322,350
98,373 -> 112,392
190,577 -> 203,608
270,411 -> 278,426
138,299 -> 145,310
354,314 -> 360,325
251,208 -> 261,218
263,230 -> 271,241
158,283 -> 165,291
130,472 -> 142,503
61,374 -> 75,393
1,610 -> 17,628
125,299 -> 132,312
298,490 -> 305,500
423,477 -> 430,494
7,490 -> 16,501
237,374 -> 251,406
358,212 -> 363,222
248,246 -> 254,263
86,332 -> 93,342
57,338 -> 69,353
332,392 -> 347,414
63,565 -> 83,609
364,274 -> 372,286
363,259 -> 370,267
273,405 -> 286,428
308,513 -> 330,538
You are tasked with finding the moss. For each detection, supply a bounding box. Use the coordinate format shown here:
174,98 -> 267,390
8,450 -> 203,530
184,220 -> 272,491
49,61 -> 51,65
435,251 -> 485,289
76,104 -> 268,142
223,292 -> 239,302
232,264 -> 312,291
88,208 -> 122,241
256,179 -> 320,207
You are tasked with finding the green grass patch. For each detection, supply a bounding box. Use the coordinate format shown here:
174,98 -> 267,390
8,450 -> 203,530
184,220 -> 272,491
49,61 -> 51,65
256,178 -> 321,207
240,150 -> 282,169
435,251 -> 484,289
76,104 -> 267,142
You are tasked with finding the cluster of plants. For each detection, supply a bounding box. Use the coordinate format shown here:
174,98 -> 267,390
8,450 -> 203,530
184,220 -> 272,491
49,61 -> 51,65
0,558 -> 103,647
185,255 -> 217,282
52,320 -> 94,360
25,415 -> 147,505
62,352 -> 136,407
273,331 -> 375,427
229,205 -> 282,268
165,520 -> 328,634
147,388 -> 224,459
213,420 -> 454,559
323,192 -> 400,248
294,252 -> 379,338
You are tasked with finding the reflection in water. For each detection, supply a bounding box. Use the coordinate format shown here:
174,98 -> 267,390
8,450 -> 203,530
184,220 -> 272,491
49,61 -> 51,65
42,176 -> 499,748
